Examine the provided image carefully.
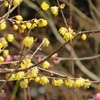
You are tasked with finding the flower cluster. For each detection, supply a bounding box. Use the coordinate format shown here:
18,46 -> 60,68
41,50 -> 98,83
6,34 -> 14,42
41,1 -> 49,10
26,67 -> 39,78
20,79 -> 28,88
12,0 -> 22,6
3,50 -> 9,57
4,1 -> 9,7
0,19 -> 6,30
59,27 -> 76,41
16,71 -> 25,80
50,6 -> 59,16
11,16 -> 48,33
20,59 -> 32,68
64,78 -> 91,89
39,76 -> 49,85
42,61 -> 50,69
52,79 -> 63,86
38,19 -> 47,27
41,1 -> 65,16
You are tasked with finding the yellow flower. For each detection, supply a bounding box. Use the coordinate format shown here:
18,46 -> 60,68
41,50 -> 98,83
13,0 -> 22,6
23,36 -> 34,47
64,32 -> 74,41
27,67 -> 39,78
6,73 -> 15,80
60,4 -> 65,9
20,79 -> 28,88
38,19 -> 47,27
81,34 -> 87,41
13,24 -> 18,30
0,20 -> 6,30
6,34 -> 14,42
83,79 -> 91,89
39,76 -> 49,85
0,56 -> 4,63
42,61 -> 50,69
1,37 -> 8,47
43,38 -> 50,47
64,79 -> 75,88
41,1 -> 49,10
52,79 -> 63,86
59,27 -> 68,36
75,77 -> 85,88
15,15 -> 23,21
3,50 -> 9,57
15,71 -> 25,80
51,6 -> 59,16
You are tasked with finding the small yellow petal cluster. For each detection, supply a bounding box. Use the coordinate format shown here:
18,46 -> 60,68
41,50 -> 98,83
26,67 -> 39,78
41,1 -> 49,10
20,79 -> 28,88
13,0 -> 22,6
3,50 -> 9,57
23,36 -> 34,47
75,77 -> 85,87
42,61 -> 50,69
64,79 -> 75,88
31,19 -> 38,29
64,78 -> 91,89
15,15 -> 23,21
43,38 -> 50,47
59,27 -> 75,41
38,19 -> 47,27
34,76 -> 40,83
39,76 -> 49,85
60,4 -> 65,9
20,59 -> 32,68
51,6 -> 59,16
98,83 -> 100,90
0,19 -> 6,30
5,73 -> 15,80
15,71 -> 25,80
0,37 -> 8,48
4,1 -> 9,7
83,79 -> 91,89
52,79 -> 63,86
6,34 -> 14,42
25,22 -> 32,29
0,56 -> 4,62
81,34 -> 87,41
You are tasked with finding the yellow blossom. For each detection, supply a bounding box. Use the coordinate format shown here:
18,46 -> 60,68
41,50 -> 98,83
6,34 -> 14,42
0,20 -> 6,30
60,4 -> 65,9
23,36 -> 34,47
39,76 -> 49,85
43,38 -> 50,47
41,1 -> 49,10
3,50 -> 9,57
38,19 -> 47,27
20,79 -> 28,88
42,61 -> 50,69
51,6 -> 59,16
15,71 -> 25,80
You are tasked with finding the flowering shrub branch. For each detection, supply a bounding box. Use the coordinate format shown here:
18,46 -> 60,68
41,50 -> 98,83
0,0 -> 100,99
